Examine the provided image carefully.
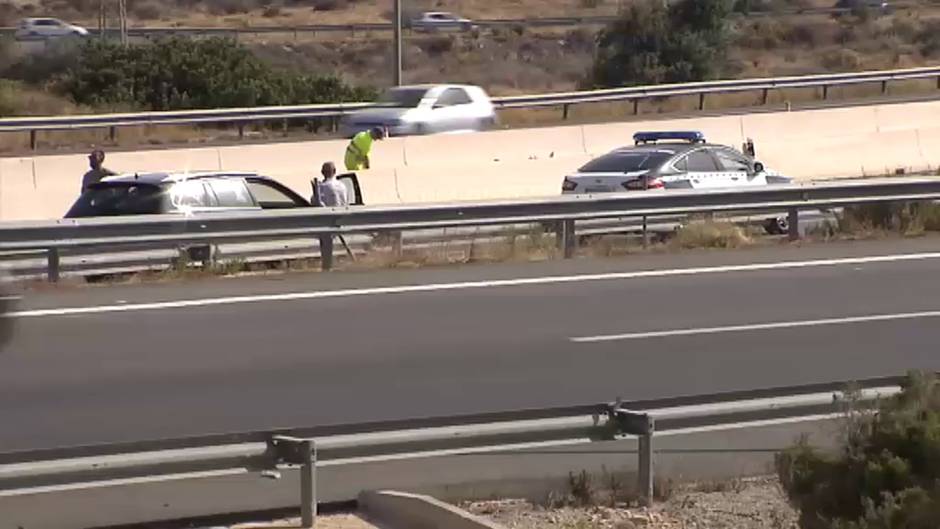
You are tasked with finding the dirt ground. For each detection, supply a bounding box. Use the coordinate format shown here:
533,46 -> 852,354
464,476 -> 799,529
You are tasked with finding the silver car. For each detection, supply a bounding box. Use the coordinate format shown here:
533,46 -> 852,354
340,84 -> 498,137
409,12 -> 475,32
15,18 -> 88,41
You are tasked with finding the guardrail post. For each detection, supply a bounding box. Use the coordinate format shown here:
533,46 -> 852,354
612,409 -> 655,506
46,248 -> 60,283
936,76 -> 940,90
301,440 -> 317,529
559,219 -> 576,258
272,436 -> 317,529
698,93 -> 706,111
761,88 -> 769,105
788,208 -> 800,241
638,433 -> 654,506
562,104 -> 570,120
822,85 -> 829,100
29,130 -> 37,151
881,80 -> 888,95
633,99 -> 640,115
238,123 -> 245,140
320,232 -> 334,271
109,126 -> 117,143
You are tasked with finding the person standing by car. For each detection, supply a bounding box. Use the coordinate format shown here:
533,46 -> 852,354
81,149 -> 115,192
313,161 -> 349,271
313,161 -> 348,207
344,127 -> 385,171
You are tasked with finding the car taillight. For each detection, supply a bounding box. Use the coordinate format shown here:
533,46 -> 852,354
622,177 -> 663,190
562,179 -> 577,192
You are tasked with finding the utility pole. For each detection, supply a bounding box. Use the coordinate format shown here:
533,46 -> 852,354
118,0 -> 128,47
393,0 -> 402,85
98,0 -> 106,40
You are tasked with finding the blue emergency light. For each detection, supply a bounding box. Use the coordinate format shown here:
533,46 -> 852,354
633,131 -> 706,145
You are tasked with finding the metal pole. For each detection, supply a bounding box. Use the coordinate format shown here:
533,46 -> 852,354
47,248 -> 60,283
320,232 -> 334,271
393,0 -> 402,85
638,434 -> 653,507
300,440 -> 317,528
788,208 -> 800,241
561,219 -> 576,259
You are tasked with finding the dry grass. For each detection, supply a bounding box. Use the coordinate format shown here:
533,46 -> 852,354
670,221 -> 756,250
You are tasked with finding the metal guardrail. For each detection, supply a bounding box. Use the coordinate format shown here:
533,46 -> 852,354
1,177 -> 938,281
4,63 -> 940,148
0,375 -> 903,528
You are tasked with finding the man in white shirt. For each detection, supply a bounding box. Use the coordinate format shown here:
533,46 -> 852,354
314,161 -> 348,207
313,162 -> 349,270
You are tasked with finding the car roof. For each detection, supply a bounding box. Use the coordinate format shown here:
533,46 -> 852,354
99,171 -> 261,185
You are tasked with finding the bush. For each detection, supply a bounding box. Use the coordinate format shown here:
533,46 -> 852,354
130,0 -> 164,20
589,0 -> 733,88
56,37 -> 375,111
777,372 -> 940,529
312,0 -> 347,11
206,0 -> 254,15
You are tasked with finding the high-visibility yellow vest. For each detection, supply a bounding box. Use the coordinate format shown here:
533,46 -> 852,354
345,131 -> 373,170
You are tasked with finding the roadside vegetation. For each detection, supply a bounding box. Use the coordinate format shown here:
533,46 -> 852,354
777,371 -> 940,529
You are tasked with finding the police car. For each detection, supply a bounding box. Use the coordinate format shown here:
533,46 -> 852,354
562,131 -> 790,194
562,131 -> 794,234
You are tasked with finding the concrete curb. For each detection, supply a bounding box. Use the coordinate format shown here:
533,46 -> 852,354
359,490 -> 506,529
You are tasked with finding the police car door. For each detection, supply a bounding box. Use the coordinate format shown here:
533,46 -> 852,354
713,147 -> 766,187
679,148 -> 725,189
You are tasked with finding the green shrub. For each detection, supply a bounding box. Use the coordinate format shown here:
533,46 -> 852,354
777,372 -> 940,529
588,0 -> 733,88
56,37 -> 375,111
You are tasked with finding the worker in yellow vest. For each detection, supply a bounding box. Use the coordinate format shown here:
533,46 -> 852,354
344,127 -> 386,171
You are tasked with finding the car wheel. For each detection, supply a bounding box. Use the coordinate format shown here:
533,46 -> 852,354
764,216 -> 789,235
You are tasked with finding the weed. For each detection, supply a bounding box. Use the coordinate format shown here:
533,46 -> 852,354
568,470 -> 595,506
693,478 -> 746,494
653,476 -> 676,501
670,221 -> 752,250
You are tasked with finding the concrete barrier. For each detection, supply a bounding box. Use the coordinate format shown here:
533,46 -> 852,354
359,490 -> 505,529
5,99 -> 940,221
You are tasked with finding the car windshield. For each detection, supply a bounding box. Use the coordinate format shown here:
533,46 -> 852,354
376,88 -> 430,108
65,183 -> 167,217
578,151 -> 673,173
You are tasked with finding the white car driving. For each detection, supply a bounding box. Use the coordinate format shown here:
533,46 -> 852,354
15,18 -> 88,41
340,84 -> 497,137
410,12 -> 475,32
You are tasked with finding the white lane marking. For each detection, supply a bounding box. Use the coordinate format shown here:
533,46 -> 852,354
6,251 -> 940,319
571,310 -> 940,343
0,295 -> 21,301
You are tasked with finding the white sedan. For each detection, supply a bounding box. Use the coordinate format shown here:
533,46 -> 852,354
340,84 -> 498,137
409,12 -> 475,32
14,18 -> 88,41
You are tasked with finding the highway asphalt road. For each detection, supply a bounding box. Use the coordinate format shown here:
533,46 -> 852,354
2,237 -> 939,452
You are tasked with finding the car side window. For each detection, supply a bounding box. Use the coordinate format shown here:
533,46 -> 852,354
246,179 -> 306,209
169,180 -> 213,208
686,150 -> 720,172
208,178 -> 255,208
436,88 -> 472,107
672,156 -> 688,172
714,148 -> 751,172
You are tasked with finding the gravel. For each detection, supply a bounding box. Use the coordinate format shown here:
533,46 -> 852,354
463,476 -> 799,529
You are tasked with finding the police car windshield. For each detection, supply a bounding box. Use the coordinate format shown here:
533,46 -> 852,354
65,182 -> 167,218
376,88 -> 429,108
579,151 -> 672,173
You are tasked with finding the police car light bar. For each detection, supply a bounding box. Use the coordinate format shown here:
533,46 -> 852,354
633,131 -> 706,145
